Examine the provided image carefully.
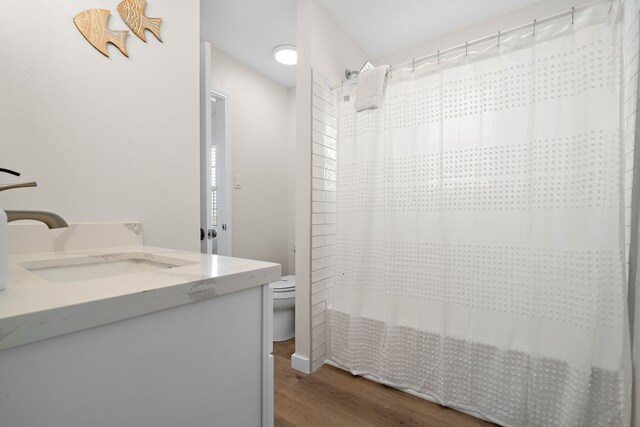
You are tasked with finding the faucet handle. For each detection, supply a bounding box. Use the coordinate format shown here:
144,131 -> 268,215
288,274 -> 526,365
0,168 -> 21,177
0,182 -> 37,192
0,169 -> 37,192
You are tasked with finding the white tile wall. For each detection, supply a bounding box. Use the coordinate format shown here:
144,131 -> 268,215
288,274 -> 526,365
310,70 -> 337,370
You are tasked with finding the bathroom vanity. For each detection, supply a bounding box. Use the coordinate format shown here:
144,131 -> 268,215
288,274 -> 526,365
0,222 -> 279,427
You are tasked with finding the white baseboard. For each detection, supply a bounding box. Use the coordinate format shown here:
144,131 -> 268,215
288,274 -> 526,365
291,352 -> 311,373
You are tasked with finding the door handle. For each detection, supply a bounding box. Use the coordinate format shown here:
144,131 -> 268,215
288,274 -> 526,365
200,228 -> 205,241
208,229 -> 217,239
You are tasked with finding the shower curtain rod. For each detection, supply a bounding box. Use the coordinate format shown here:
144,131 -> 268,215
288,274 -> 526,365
332,0 -> 617,90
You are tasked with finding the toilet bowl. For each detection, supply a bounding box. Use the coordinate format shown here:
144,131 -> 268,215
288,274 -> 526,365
270,275 -> 295,342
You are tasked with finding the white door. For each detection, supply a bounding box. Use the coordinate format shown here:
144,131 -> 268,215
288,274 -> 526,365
200,42 -> 212,254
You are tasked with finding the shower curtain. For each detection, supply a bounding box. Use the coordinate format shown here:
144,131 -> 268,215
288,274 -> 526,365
328,3 -> 630,426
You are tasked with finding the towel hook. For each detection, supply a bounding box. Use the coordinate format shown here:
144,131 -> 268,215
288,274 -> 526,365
571,6 -> 575,24
465,41 -> 468,56
532,19 -> 536,37
497,31 -> 500,47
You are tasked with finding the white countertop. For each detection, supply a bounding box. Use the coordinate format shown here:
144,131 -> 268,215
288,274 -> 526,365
0,245 -> 281,351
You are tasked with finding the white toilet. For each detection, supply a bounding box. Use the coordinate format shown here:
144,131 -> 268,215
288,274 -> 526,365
269,275 -> 295,341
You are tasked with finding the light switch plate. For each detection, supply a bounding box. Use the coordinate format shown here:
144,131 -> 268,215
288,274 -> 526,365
234,175 -> 242,189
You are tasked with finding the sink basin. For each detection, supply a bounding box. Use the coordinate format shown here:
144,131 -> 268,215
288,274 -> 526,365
19,253 -> 197,283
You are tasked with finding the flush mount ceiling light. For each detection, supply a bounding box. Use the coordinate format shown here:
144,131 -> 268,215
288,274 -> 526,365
273,45 -> 297,65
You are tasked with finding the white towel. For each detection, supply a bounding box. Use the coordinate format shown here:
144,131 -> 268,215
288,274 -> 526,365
354,65 -> 390,112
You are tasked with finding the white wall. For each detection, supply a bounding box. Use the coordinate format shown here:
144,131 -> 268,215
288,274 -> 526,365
0,0 -> 200,251
207,44 -> 294,274
287,87 -> 297,274
294,0 -> 368,372
375,0 -> 593,66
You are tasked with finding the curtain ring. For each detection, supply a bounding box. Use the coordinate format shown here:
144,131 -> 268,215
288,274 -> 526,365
532,19 -> 536,37
497,31 -> 500,47
465,41 -> 468,56
571,6 -> 575,24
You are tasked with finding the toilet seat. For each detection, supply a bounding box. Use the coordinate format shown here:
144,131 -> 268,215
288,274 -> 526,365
269,275 -> 295,294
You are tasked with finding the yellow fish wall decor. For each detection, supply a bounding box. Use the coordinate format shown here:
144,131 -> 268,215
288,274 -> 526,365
117,0 -> 162,43
73,9 -> 129,58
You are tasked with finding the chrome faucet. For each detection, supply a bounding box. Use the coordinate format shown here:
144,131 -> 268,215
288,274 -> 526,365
0,168 -> 69,229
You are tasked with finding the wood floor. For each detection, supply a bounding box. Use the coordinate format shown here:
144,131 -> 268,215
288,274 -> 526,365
274,339 -> 496,427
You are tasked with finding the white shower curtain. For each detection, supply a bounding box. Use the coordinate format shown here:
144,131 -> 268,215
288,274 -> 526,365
328,3 -> 630,426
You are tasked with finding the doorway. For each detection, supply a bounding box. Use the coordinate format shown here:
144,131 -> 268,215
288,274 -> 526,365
207,90 -> 231,255
201,88 -> 231,256
200,42 -> 231,256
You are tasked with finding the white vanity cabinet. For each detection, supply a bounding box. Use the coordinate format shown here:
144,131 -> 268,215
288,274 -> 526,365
0,283 -> 274,427
0,223 -> 278,427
